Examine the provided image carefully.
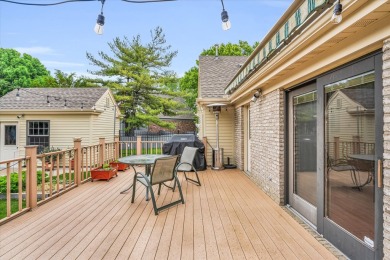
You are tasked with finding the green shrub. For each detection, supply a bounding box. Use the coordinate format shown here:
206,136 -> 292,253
0,171 -> 47,193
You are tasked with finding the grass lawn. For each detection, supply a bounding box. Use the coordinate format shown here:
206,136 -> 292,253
0,199 -> 26,219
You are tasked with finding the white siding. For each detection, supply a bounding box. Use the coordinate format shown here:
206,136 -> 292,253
202,107 -> 235,166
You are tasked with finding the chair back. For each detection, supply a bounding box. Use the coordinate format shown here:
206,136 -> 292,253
151,155 -> 179,185
180,146 -> 198,164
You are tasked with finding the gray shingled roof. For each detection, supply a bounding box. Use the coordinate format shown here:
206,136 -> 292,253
0,88 -> 109,110
199,56 -> 248,99
340,86 -> 375,109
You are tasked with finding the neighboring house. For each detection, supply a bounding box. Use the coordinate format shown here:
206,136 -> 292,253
148,113 -> 196,134
197,55 -> 248,165
0,88 -> 120,161
198,0 -> 390,259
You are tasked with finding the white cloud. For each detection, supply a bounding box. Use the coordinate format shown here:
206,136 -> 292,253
42,60 -> 85,68
14,46 -> 56,55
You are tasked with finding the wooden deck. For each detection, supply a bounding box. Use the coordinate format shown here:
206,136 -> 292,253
0,168 -> 336,259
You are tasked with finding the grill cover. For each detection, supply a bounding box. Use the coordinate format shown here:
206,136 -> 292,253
162,134 -> 206,171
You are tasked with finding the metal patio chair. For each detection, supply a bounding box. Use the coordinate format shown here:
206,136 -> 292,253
176,146 -> 201,187
131,155 -> 185,215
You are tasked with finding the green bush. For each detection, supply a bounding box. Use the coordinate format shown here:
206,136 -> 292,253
0,171 -> 47,193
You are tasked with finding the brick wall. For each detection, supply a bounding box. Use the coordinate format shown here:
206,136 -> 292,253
148,120 -> 196,134
383,38 -> 390,259
248,89 -> 285,204
234,107 -> 245,170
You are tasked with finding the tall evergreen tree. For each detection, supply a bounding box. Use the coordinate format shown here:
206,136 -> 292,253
87,27 -> 183,130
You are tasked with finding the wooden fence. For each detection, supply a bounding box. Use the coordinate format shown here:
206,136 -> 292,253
0,135 -> 175,225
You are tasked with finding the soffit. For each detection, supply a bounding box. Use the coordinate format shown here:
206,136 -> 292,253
229,0 -> 390,105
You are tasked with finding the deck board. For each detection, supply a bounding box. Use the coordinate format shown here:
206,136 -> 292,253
0,168 -> 337,260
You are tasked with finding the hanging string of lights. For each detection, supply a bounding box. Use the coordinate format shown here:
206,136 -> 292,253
0,0 -> 230,33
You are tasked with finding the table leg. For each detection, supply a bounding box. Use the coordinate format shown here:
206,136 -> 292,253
120,164 -> 136,194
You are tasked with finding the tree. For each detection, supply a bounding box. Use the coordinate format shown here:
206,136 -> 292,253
0,48 -> 51,96
31,70 -> 90,88
179,41 -> 258,112
86,27 -> 183,130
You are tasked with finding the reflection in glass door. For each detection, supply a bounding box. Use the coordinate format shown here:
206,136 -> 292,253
325,71 -> 375,246
288,85 -> 317,226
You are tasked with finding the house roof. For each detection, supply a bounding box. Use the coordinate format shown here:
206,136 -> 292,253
0,88 -> 109,110
199,56 -> 248,99
340,87 -> 375,109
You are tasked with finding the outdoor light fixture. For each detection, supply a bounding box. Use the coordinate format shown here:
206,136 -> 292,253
94,0 -> 105,35
220,0 -> 231,31
330,0 -> 342,24
251,89 -> 262,102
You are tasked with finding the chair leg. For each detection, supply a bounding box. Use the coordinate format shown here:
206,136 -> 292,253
174,174 -> 185,204
148,185 -> 159,215
184,167 -> 201,186
158,183 -> 162,195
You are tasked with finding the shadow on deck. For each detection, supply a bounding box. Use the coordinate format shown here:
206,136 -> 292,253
0,168 -> 338,259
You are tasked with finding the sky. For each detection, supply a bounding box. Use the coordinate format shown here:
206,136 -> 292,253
0,0 -> 293,78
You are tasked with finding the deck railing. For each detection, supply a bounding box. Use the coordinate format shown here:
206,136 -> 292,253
0,136 -> 173,224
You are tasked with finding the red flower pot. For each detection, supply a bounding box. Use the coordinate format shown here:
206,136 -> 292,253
109,162 -> 128,171
91,167 -> 118,182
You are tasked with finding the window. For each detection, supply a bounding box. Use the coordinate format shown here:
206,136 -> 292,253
4,125 -> 16,145
27,121 -> 50,153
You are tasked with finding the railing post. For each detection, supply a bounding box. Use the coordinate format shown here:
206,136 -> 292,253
203,136 -> 208,162
334,137 -> 340,160
115,135 -> 120,159
137,136 -> 142,155
73,138 -> 82,186
99,137 -> 105,166
25,145 -> 38,210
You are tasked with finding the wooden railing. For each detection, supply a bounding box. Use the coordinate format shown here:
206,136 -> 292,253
0,136 -> 170,224
327,140 -> 375,160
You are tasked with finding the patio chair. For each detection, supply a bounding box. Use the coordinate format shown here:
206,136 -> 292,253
131,155 -> 185,215
175,146 -> 201,187
327,157 -> 360,189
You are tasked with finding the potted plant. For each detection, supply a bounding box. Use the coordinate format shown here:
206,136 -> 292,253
109,160 -> 128,171
40,146 -> 61,170
91,163 -> 118,182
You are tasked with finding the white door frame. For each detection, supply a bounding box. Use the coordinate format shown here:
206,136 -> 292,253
244,106 -> 251,173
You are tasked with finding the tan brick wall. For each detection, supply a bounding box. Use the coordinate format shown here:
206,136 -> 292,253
383,38 -> 390,259
248,89 -> 285,204
234,107 -> 245,170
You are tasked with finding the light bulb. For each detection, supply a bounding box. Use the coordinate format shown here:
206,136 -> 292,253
331,13 -> 342,24
222,20 -> 231,30
221,10 -> 231,31
94,13 -> 105,35
331,1 -> 342,24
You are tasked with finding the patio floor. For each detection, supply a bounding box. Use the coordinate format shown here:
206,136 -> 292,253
0,168 -> 337,259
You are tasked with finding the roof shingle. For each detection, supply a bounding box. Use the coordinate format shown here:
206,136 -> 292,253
199,56 -> 248,99
0,88 -> 109,110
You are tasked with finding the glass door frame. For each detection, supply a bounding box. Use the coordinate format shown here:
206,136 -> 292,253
317,52 -> 383,260
287,82 -> 317,226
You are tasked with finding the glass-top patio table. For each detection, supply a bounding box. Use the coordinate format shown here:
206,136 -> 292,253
118,154 -> 170,194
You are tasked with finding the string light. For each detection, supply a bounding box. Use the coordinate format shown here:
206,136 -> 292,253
14,88 -> 120,112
